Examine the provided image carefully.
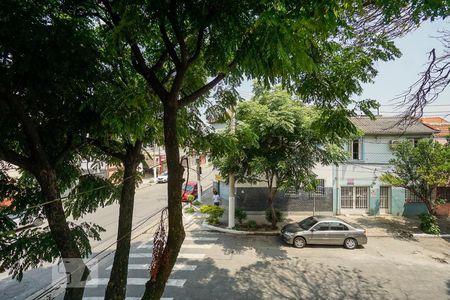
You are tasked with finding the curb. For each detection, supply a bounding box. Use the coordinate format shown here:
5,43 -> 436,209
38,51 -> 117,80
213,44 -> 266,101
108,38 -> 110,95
201,221 -> 450,238
412,233 -> 450,238
201,220 -> 279,236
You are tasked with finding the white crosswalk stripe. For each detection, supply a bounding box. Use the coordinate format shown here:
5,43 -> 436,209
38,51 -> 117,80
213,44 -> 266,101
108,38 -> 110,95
106,263 -> 196,271
138,244 -> 212,249
86,278 -> 186,287
83,298 -> 173,300
137,236 -> 218,248
128,253 -> 205,259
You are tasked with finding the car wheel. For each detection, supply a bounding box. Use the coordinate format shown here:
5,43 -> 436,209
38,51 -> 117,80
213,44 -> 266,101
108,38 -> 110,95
344,238 -> 357,249
293,236 -> 306,248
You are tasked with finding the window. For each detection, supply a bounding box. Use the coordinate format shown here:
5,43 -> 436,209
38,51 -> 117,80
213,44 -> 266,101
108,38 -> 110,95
405,189 -> 421,203
349,139 -> 362,160
314,222 -> 330,231
311,179 -> 325,195
408,138 -> 422,147
329,222 -> 349,231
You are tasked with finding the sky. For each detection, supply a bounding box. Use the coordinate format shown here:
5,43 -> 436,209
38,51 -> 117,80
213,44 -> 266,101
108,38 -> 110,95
236,19 -> 450,119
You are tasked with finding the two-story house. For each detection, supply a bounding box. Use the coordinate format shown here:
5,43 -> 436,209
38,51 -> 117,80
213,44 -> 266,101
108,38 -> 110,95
330,116 -> 437,216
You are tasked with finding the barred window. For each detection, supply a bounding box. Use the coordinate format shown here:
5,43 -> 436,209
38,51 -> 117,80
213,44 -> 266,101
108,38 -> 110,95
405,189 -> 422,203
437,187 -> 450,203
315,179 -> 325,195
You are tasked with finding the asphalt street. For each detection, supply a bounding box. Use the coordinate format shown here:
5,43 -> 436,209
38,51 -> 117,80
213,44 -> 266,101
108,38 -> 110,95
0,166 -> 216,300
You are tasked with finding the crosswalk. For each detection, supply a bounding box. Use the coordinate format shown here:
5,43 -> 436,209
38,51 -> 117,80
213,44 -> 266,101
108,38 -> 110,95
82,233 -> 218,299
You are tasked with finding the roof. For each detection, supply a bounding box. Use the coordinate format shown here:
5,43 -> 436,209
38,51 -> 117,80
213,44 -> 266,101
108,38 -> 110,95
420,117 -> 450,138
350,116 -> 437,136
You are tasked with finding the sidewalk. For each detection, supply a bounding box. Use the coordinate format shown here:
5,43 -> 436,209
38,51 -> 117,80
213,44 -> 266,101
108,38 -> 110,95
207,210 -> 450,238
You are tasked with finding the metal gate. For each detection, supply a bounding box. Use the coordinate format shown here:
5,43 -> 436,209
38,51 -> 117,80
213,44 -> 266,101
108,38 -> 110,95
341,187 -> 353,208
341,186 -> 369,212
380,186 -> 390,212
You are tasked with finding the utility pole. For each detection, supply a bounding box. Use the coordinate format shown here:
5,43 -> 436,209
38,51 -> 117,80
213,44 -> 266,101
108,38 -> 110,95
196,155 -> 202,203
228,108 -> 236,228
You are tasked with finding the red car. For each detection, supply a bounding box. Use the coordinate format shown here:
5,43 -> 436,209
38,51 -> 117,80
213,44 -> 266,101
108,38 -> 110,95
181,181 -> 198,202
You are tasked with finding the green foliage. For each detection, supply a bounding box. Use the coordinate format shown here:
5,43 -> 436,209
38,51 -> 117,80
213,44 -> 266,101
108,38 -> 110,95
187,194 -> 195,203
246,220 -> 258,230
235,208 -> 247,225
200,204 -> 224,225
418,213 -> 440,235
0,222 -> 104,281
192,200 -> 202,206
184,207 -> 195,214
380,139 -> 450,213
265,208 -> 284,224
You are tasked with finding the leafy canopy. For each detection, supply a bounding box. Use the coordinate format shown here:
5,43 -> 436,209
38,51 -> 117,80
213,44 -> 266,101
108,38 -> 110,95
380,139 -> 450,212
213,87 -> 347,191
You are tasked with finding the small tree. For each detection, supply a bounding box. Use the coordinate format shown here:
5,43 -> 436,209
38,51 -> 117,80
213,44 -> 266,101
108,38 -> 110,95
214,88 -> 347,229
380,139 -> 450,214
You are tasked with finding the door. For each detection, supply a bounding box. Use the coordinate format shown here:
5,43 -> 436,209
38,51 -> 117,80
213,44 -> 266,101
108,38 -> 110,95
328,222 -> 350,245
309,222 -> 331,244
380,186 -> 390,214
341,186 -> 369,213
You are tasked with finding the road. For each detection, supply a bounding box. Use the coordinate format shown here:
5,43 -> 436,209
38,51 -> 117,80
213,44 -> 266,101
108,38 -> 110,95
0,166 -> 216,300
56,218 -> 450,300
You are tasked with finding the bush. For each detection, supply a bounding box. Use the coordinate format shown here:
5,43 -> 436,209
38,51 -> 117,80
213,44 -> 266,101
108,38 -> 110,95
192,200 -> 202,206
235,208 -> 247,225
187,194 -> 195,203
265,208 -> 283,223
200,204 -> 224,225
184,207 -> 195,214
246,220 -> 257,230
419,213 -> 440,235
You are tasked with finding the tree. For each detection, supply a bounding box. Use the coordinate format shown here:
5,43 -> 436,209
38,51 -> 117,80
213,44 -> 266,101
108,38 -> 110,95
400,29 -> 450,120
0,1 -> 107,299
213,88 -> 347,228
380,139 -> 450,214
85,46 -> 162,298
87,0 -> 448,297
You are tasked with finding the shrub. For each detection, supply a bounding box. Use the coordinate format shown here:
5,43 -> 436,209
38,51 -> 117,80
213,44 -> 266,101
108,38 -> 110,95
235,208 -> 247,225
187,194 -> 195,204
419,213 -> 440,235
184,207 -> 195,214
265,208 -> 283,223
246,220 -> 257,230
200,204 -> 224,225
192,200 -> 202,206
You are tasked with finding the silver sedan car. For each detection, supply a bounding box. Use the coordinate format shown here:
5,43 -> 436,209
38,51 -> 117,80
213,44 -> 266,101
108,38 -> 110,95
281,216 -> 367,249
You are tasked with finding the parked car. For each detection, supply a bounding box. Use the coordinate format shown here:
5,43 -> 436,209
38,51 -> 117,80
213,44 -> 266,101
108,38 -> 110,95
181,181 -> 198,202
281,216 -> 367,249
1,198 -> 45,229
156,171 -> 168,183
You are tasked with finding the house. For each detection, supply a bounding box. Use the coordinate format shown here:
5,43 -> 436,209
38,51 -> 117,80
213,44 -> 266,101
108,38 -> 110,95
331,116 -> 437,216
231,116 -> 439,217
420,117 -> 449,144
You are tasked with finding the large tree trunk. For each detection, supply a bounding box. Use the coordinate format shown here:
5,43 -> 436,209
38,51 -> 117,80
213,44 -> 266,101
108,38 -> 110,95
38,167 -> 89,300
268,187 -> 278,229
105,141 -> 142,300
141,100 -> 185,300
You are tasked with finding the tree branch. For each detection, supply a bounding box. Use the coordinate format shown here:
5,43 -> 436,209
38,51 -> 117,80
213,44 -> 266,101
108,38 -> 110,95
187,26 -> 205,67
159,21 -> 181,68
150,50 -> 168,73
177,60 -> 237,107
89,139 -> 127,161
100,0 -> 169,101
167,0 -> 187,61
0,146 -> 32,171
0,92 -> 46,162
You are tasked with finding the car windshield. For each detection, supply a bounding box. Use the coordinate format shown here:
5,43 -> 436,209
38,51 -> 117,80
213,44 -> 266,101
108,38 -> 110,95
182,185 -> 194,192
298,217 -> 318,230
160,172 -> 168,176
